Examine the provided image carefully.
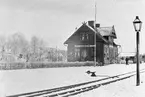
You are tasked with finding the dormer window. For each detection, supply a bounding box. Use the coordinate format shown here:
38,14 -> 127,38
80,33 -> 89,41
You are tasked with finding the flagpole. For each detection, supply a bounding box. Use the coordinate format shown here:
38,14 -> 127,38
94,1 -> 97,66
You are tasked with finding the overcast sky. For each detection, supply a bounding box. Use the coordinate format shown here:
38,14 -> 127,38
0,0 -> 145,54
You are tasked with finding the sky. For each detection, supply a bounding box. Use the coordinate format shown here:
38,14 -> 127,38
0,0 -> 145,54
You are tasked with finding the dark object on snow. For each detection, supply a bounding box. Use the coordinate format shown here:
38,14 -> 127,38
86,70 -> 91,74
91,72 -> 96,77
86,70 -> 96,77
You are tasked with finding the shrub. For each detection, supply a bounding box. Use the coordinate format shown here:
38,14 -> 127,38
0,61 -> 95,70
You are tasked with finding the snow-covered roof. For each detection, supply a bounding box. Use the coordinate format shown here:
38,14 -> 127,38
97,26 -> 117,38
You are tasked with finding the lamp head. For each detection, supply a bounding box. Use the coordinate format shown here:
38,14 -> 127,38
133,16 -> 142,32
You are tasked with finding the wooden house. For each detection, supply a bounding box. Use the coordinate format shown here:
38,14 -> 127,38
64,21 -> 119,65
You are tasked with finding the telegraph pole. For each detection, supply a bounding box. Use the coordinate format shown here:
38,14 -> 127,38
94,1 -> 97,66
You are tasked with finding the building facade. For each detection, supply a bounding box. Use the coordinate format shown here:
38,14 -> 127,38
64,21 -> 119,65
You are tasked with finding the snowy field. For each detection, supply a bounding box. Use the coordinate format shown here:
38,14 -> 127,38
0,63 -> 145,97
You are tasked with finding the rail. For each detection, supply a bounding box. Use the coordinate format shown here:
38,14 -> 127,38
7,68 -> 145,97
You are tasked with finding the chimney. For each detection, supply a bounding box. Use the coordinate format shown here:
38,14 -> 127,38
88,21 -> 100,28
88,21 -> 95,28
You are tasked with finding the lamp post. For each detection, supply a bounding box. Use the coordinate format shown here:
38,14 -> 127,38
133,16 -> 142,86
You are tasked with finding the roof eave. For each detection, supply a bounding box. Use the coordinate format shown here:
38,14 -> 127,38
64,23 -> 86,44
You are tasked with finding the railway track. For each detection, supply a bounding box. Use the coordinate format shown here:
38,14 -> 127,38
7,68 -> 145,97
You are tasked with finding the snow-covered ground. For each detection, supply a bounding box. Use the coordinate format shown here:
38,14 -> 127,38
0,63 -> 145,97
75,71 -> 145,97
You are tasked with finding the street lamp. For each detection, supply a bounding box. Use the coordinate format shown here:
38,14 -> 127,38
133,16 -> 142,86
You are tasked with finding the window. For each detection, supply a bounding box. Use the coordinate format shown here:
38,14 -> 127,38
109,37 -> 114,43
81,49 -> 87,58
81,33 -> 85,40
80,33 -> 89,41
86,34 -> 89,40
75,48 -> 80,57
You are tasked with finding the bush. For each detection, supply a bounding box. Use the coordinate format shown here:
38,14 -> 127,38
0,61 -> 95,70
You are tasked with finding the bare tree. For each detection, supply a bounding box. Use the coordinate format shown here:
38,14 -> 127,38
7,32 -> 29,61
30,36 -> 46,62
2,33 -> 66,62
0,35 -> 6,61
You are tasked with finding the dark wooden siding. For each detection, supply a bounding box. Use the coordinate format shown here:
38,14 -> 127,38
96,42 -> 104,65
67,44 -> 75,62
66,24 -> 118,65
104,44 -> 110,64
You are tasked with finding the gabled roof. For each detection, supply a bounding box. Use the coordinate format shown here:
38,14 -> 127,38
64,23 -> 108,44
64,23 -> 85,44
97,26 -> 117,38
87,24 -> 108,43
